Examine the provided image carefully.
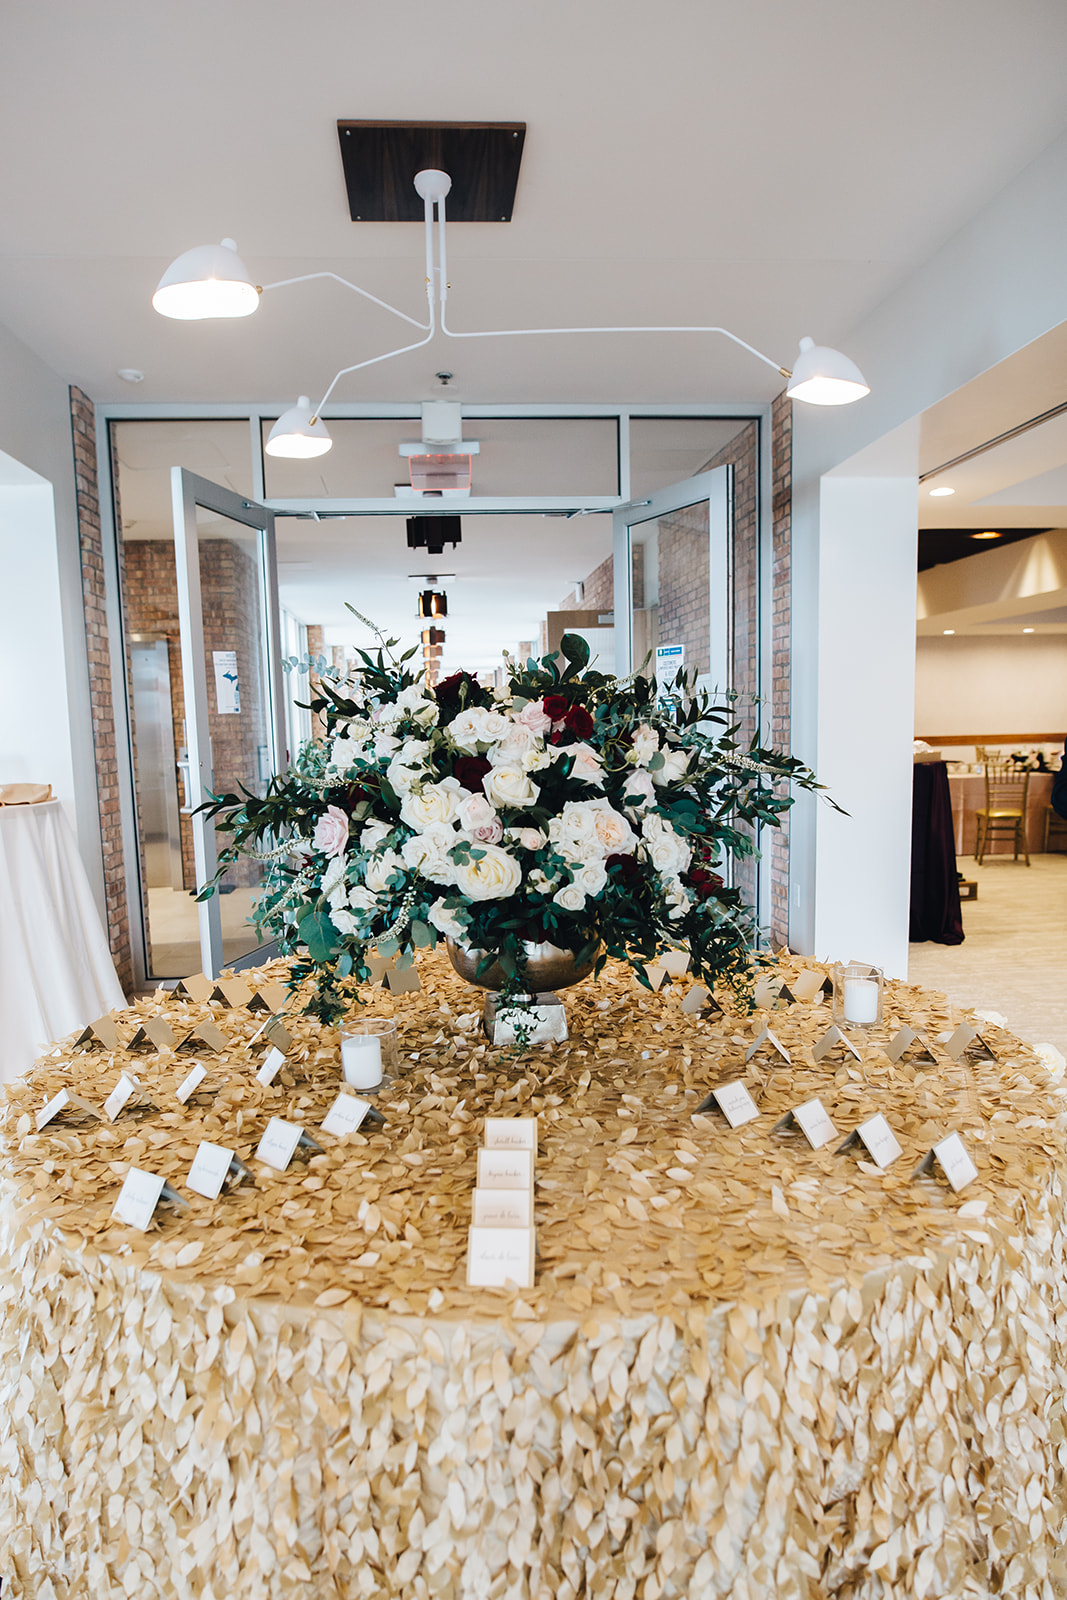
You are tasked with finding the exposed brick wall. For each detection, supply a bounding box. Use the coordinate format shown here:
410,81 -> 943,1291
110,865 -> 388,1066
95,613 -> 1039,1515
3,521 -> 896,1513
69,388 -> 133,995
769,391 -> 793,947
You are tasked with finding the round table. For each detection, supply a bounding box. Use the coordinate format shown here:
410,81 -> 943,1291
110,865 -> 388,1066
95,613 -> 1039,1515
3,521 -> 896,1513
0,798 -> 125,1081
2,956 -> 1066,1598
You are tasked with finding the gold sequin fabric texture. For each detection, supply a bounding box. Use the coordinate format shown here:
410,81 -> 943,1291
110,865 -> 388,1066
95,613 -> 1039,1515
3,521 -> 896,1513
1,956 -> 1066,1598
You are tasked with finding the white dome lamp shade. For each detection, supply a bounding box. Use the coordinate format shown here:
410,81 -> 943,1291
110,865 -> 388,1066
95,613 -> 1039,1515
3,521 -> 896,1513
152,239 -> 260,320
785,337 -> 870,405
265,397 -> 332,459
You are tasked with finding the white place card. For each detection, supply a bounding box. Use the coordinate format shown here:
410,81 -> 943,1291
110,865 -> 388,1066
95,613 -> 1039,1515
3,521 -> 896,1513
472,1188 -> 533,1228
466,1225 -> 535,1288
944,1023 -> 996,1063
476,1148 -> 535,1190
36,1088 -> 102,1131
73,1015 -> 122,1052
254,1117 -> 322,1171
696,1080 -> 760,1128
111,1167 -> 188,1231
745,1026 -> 791,1065
248,981 -> 290,1014
791,969 -> 827,1003
211,977 -> 254,1009
913,1132 -> 979,1193
385,962 -> 422,994
836,1113 -> 902,1170
104,1072 -> 142,1123
176,972 -> 214,1003
659,950 -> 690,978
175,1063 -> 209,1104
812,1024 -> 862,1063
773,1096 -> 838,1150
256,1047 -> 286,1086
177,1020 -> 227,1054
753,973 -> 784,1009
680,983 -> 716,1014
643,963 -> 669,992
127,1017 -> 176,1053
186,1141 -> 253,1200
321,1092 -> 380,1137
885,1025 -> 936,1065
483,1116 -> 538,1153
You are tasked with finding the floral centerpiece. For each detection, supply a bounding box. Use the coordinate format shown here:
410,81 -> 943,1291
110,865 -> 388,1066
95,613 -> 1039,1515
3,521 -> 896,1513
200,625 -> 826,1024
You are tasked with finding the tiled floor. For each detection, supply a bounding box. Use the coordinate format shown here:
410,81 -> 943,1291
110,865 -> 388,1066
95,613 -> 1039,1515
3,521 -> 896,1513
908,853 -> 1067,1057
147,885 -> 261,976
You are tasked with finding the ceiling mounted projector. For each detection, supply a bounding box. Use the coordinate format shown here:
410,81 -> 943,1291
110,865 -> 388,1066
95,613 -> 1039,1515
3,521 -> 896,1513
407,516 -> 462,555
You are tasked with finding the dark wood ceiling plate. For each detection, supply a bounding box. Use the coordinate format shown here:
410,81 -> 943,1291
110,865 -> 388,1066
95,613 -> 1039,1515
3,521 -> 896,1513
338,121 -> 526,222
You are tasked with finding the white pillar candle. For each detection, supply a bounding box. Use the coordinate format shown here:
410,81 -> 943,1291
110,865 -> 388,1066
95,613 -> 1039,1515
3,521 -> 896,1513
341,1034 -> 383,1089
843,977 -> 879,1025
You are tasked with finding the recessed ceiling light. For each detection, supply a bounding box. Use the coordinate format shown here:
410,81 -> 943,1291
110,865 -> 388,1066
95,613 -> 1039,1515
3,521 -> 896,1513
929,486 -> 955,497
970,530 -> 1001,540
943,629 -> 955,635
1023,627 -> 1035,633
117,367 -> 144,383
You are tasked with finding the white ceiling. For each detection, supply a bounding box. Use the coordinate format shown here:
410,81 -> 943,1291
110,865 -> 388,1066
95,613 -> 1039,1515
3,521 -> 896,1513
3,1 -> 1067,409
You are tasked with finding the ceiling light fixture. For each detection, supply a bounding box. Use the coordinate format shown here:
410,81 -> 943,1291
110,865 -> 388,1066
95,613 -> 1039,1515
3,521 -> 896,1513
943,629 -> 955,635
265,396 -> 332,459
153,170 -> 870,442
929,486 -> 955,497
418,589 -> 447,619
970,530 -> 1002,540
152,238 -> 260,320
1023,627 -> 1035,633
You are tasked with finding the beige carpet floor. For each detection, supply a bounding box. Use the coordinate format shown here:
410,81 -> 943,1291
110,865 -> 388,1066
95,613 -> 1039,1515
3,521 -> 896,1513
147,885 -> 260,977
908,854 -> 1067,1057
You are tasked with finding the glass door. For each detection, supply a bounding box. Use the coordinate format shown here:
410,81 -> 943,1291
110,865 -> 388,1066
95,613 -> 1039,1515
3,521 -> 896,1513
172,469 -> 285,977
612,466 -> 749,892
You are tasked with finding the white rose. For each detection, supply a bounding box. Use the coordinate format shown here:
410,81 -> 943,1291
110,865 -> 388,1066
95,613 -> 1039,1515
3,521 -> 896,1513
522,747 -> 553,772
547,800 -> 601,858
488,722 -> 537,765
553,883 -> 587,913
483,765 -> 538,810
348,886 -> 377,911
448,706 -> 512,752
328,736 -> 364,773
528,869 -> 558,894
641,813 -> 692,877
589,801 -> 637,856
400,822 -> 457,886
566,742 -> 605,787
363,849 -> 406,893
622,769 -> 657,812
329,908 -> 363,936
653,747 -> 691,786
452,843 -> 523,902
428,900 -> 470,940
572,859 -> 608,898
395,684 -> 439,727
458,793 -> 503,843
630,723 -> 660,765
400,778 -> 464,831
360,820 -> 392,850
373,730 -> 401,759
387,741 -> 431,796
664,876 -> 691,920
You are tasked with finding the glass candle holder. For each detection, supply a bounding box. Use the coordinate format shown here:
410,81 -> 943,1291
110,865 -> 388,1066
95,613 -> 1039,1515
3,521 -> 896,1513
832,962 -> 883,1028
340,1018 -> 398,1089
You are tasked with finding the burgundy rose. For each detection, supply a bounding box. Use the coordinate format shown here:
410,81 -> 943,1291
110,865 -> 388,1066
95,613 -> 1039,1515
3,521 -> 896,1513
606,853 -> 643,883
454,755 -> 492,791
685,867 -> 724,899
435,670 -> 481,714
542,693 -> 569,722
562,705 -> 594,739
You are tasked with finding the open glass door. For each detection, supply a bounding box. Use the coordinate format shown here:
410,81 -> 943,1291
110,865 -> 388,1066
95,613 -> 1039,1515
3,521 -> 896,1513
172,469 -> 285,978
613,465 -> 747,886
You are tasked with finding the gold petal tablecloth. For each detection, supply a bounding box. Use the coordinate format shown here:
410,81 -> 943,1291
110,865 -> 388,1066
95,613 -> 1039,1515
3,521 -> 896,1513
2,956 -> 1066,1598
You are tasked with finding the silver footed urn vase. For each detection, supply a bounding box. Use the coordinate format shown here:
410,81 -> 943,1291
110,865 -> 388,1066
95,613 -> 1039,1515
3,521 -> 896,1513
445,937 -> 600,995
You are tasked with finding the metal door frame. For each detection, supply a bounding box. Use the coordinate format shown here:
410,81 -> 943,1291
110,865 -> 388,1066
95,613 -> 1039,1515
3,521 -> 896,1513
172,468 -> 285,977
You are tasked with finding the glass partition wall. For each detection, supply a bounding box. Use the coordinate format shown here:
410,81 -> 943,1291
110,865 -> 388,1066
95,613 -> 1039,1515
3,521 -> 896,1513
107,408 -> 767,985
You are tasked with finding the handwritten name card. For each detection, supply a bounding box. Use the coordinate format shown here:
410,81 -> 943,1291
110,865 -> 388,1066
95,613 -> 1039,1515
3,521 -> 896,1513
36,1088 -> 102,1132
111,1168 -> 188,1231
254,1118 -> 322,1172
476,1148 -> 535,1190
472,1189 -> 533,1228
321,1092 -> 383,1138
836,1113 -> 902,1170
104,1072 -> 146,1123
466,1226 -> 535,1288
186,1141 -> 254,1200
696,1080 -> 760,1128
913,1132 -> 979,1192
255,1047 -> 287,1087
175,1063 -> 209,1104
483,1117 -> 538,1153
773,1097 -> 837,1150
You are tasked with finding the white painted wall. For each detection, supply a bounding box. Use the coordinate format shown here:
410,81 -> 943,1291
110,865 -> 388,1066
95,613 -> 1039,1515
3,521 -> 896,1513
915,635 -> 1067,738
810,477 -> 918,977
0,320 -> 102,910
790,128 -> 1067,966
0,474 -> 77,818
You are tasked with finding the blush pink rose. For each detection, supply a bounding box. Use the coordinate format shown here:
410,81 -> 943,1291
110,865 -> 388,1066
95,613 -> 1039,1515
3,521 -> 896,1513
458,792 -> 504,844
518,700 -> 553,736
313,804 -> 349,858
